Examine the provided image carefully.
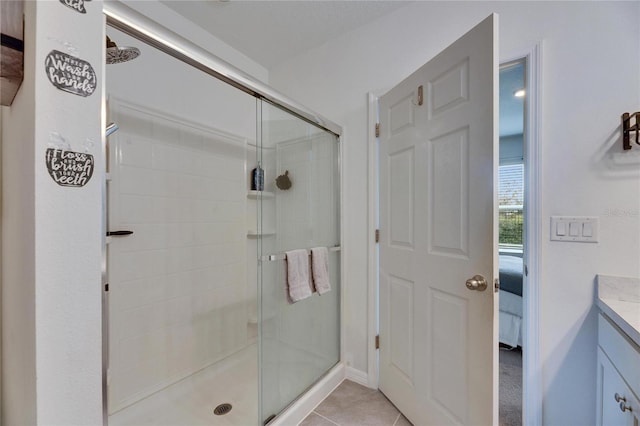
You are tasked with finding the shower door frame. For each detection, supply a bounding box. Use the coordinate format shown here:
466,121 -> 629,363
102,2 -> 342,137
101,2 -> 345,425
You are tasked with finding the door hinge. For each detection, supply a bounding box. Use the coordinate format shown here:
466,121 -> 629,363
104,283 -> 109,292
375,335 -> 380,349
494,279 -> 500,293
375,229 -> 380,243
375,123 -> 380,138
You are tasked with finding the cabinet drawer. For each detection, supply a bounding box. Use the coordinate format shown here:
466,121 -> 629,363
599,314 -> 640,400
598,348 -> 640,426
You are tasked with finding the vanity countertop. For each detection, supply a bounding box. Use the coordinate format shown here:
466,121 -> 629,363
597,275 -> 640,348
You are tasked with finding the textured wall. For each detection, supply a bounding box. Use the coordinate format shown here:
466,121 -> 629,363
269,2 -> 640,425
3,0 -> 104,423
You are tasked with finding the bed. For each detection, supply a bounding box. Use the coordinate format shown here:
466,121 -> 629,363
499,254 -> 524,348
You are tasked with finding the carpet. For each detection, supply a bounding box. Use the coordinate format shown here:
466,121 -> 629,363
499,346 -> 522,426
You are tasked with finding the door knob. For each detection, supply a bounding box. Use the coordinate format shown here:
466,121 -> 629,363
466,275 -> 488,291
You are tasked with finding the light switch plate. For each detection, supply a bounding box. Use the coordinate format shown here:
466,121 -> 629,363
550,216 -> 599,243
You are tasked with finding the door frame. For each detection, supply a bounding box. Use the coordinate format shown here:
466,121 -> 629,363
365,43 -> 543,425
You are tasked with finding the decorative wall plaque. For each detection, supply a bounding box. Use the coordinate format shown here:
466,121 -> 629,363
44,50 -> 96,97
45,148 -> 94,187
59,0 -> 91,14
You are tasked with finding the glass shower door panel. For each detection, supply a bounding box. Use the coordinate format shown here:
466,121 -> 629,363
258,101 -> 340,422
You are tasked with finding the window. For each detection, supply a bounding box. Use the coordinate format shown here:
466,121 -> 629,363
499,163 -> 524,246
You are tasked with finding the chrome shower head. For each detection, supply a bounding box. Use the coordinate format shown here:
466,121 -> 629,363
106,36 -> 140,64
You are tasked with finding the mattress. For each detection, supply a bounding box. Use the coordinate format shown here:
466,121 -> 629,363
499,290 -> 523,347
499,255 -> 523,297
500,289 -> 523,317
499,310 -> 523,348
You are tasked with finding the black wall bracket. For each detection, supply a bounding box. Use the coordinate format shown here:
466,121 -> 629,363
622,112 -> 640,150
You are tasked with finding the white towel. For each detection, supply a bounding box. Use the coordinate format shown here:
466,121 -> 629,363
311,247 -> 331,295
285,249 -> 313,303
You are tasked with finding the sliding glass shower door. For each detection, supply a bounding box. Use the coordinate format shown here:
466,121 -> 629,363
257,100 -> 341,423
104,11 -> 342,425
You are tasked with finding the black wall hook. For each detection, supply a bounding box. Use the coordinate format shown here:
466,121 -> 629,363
622,112 -> 640,150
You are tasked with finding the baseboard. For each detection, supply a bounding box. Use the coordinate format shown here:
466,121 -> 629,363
345,366 -> 370,388
270,363 -> 345,426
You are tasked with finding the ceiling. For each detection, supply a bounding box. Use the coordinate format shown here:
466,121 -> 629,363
160,1 -> 412,69
499,61 -> 525,137
160,1 -> 523,137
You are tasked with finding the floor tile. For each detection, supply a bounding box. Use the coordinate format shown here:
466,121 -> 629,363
299,412 -> 338,426
314,380 -> 379,413
394,414 -> 413,426
314,380 -> 400,426
299,348 -> 516,426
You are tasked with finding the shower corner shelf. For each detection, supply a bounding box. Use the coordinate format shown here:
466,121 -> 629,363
247,190 -> 274,200
247,230 -> 275,238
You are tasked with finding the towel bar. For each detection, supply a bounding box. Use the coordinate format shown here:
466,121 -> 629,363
261,246 -> 341,262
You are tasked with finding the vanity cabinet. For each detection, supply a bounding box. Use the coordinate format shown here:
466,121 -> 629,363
597,314 -> 640,426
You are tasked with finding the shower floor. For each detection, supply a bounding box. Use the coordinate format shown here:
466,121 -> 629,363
109,344 -> 258,426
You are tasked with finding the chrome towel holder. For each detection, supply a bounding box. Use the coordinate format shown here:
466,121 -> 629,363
261,246 -> 341,262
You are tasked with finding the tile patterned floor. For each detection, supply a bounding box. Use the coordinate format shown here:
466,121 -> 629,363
300,380 -> 412,426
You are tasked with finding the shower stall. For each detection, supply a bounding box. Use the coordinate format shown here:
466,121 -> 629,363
103,5 -> 341,426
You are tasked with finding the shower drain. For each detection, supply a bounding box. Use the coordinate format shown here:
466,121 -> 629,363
213,403 -> 233,416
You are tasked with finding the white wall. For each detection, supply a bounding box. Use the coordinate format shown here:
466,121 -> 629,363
269,2 -> 640,425
2,1 -> 104,424
1,2 -> 37,421
121,0 -> 268,84
0,91 -> 3,424
500,134 -> 523,165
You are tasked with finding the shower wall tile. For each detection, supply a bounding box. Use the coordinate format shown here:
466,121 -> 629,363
178,128 -> 205,152
108,106 -> 249,413
116,224 -> 167,252
118,166 -> 158,196
114,109 -> 153,140
119,136 -> 153,168
118,195 -> 155,224
151,118 -> 181,144
117,355 -> 167,404
115,276 -> 164,311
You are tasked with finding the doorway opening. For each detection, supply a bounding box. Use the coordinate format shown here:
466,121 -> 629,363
366,40 -> 541,426
498,58 -> 526,426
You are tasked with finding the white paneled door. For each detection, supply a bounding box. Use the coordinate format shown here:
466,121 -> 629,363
378,15 -> 499,425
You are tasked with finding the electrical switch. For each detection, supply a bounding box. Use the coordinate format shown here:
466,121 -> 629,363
569,222 -> 580,237
551,216 -> 598,243
556,222 -> 566,236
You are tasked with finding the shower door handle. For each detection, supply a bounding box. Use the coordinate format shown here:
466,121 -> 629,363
106,230 -> 134,237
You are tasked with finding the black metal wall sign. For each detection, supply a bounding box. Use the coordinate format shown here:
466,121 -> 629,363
46,148 -> 94,187
59,0 -> 91,14
44,50 -> 96,97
